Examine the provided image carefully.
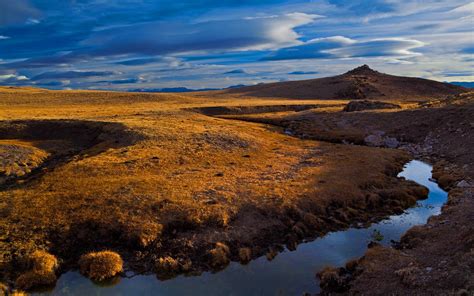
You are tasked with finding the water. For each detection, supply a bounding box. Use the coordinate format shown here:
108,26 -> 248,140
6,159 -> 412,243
37,160 -> 447,295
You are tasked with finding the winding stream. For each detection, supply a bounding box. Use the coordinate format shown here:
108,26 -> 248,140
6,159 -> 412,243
37,160 -> 447,295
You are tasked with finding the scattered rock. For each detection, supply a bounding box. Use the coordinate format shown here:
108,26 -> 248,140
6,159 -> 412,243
456,180 -> 472,188
384,137 -> 399,148
364,134 -> 384,147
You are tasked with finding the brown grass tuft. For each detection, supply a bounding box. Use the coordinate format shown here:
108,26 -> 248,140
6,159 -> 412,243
29,250 -> 58,273
79,251 -> 123,281
124,222 -> 163,248
238,248 -> 252,264
15,271 -> 56,291
345,258 -> 359,273
155,256 -> 180,275
317,266 -> 347,292
11,291 -> 28,296
14,250 -> 58,291
395,266 -> 421,287
209,242 -> 230,268
0,283 -> 7,296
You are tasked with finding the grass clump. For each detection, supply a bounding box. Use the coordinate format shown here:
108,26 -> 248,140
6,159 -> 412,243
0,283 -> 8,295
209,242 -> 230,268
15,250 -> 58,291
155,256 -> 181,278
79,251 -> 123,281
317,266 -> 347,292
238,248 -> 251,264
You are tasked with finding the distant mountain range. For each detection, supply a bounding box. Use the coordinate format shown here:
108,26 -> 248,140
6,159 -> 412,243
129,84 -> 247,93
449,82 -> 474,88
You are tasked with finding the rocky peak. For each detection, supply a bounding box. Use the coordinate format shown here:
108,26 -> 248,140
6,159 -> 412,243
345,65 -> 379,76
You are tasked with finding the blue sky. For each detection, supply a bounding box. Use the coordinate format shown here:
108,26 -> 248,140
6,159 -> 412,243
0,0 -> 472,90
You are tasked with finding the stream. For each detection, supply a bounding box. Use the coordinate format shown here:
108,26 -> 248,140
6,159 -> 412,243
37,160 -> 447,295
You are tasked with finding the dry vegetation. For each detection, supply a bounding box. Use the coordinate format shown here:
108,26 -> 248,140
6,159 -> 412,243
78,251 -> 123,281
0,70 -> 471,293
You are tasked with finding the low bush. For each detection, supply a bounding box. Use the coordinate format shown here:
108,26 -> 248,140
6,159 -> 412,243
79,251 -> 123,281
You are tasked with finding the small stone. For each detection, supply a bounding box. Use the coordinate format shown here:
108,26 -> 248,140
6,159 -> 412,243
457,180 -> 472,188
364,134 -> 383,146
384,137 -> 399,148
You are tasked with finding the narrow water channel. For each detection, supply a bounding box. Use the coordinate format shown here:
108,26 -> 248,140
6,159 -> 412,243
38,160 -> 447,295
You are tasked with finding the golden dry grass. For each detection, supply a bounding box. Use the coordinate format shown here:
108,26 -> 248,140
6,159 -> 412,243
14,250 -> 58,291
0,87 -> 430,285
79,251 -> 123,281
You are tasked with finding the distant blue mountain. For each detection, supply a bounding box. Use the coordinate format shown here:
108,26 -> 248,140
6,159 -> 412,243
129,84 -> 247,93
449,82 -> 474,88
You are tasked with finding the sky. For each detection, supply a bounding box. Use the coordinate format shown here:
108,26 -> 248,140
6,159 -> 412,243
0,0 -> 473,90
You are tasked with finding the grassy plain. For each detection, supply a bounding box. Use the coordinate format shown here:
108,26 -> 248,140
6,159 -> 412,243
0,86 -> 430,291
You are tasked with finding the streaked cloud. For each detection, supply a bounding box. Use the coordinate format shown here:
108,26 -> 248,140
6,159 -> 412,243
0,0 -> 471,89
32,70 -> 118,81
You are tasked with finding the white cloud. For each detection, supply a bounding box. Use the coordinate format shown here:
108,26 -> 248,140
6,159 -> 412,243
266,36 -> 425,60
84,13 -> 320,56
326,38 -> 425,58
0,74 -> 29,82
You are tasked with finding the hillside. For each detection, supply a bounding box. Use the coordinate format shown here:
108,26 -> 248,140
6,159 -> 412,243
208,65 -> 467,101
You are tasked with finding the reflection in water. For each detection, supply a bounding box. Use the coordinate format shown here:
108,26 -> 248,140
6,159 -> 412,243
37,160 -> 447,295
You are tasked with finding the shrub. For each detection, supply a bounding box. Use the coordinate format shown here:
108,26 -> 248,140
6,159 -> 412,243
79,251 -> 123,281
155,256 -> 180,274
395,266 -> 421,287
317,266 -> 345,292
209,242 -> 230,268
30,250 -> 58,272
238,248 -> 251,264
0,283 -> 8,295
265,248 -> 278,261
345,259 -> 359,273
14,250 -> 58,291
15,271 -> 56,291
